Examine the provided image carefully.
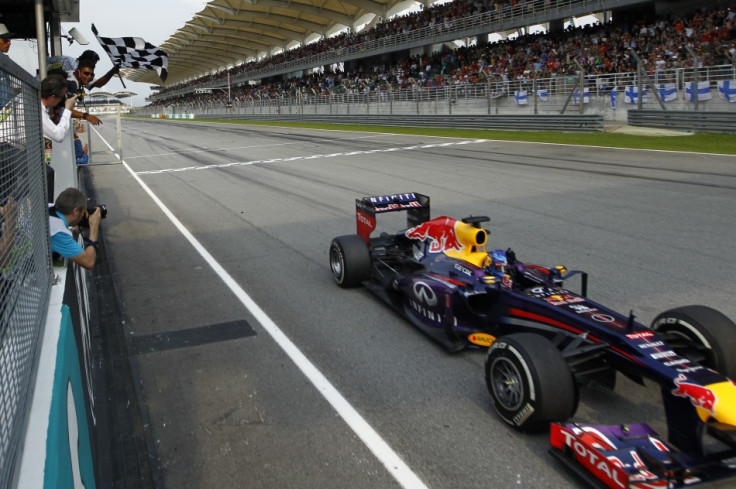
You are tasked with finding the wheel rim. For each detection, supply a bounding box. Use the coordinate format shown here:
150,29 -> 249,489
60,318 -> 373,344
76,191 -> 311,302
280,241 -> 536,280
330,246 -> 344,279
490,357 -> 523,411
662,329 -> 711,367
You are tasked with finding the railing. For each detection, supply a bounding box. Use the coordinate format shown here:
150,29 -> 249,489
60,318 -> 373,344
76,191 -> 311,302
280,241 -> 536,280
628,110 -> 736,133
0,54 -> 53,488
154,0 -> 647,101
140,64 -> 736,124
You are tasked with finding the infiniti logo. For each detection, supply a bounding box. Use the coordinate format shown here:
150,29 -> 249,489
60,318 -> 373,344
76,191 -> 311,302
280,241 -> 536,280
591,313 -> 615,323
413,281 -> 437,306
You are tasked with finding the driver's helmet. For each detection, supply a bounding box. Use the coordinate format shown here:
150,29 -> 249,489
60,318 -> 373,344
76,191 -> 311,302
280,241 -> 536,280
489,249 -> 513,287
489,249 -> 507,274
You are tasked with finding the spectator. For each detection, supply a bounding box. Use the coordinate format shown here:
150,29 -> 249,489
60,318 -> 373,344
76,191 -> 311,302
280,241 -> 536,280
40,74 -> 78,142
69,57 -> 103,125
49,187 -> 100,270
74,126 -> 88,164
0,24 -> 14,54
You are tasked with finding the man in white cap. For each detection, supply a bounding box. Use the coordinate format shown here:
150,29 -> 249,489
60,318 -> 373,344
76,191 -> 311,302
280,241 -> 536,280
0,24 -> 14,54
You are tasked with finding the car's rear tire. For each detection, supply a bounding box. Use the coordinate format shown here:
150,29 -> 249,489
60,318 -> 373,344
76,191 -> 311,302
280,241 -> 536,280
485,333 -> 577,431
651,305 -> 736,378
329,235 -> 371,288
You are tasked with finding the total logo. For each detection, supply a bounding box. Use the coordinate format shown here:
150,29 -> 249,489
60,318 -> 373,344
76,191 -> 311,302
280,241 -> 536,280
413,281 -> 437,306
554,428 -> 627,488
356,212 -> 372,227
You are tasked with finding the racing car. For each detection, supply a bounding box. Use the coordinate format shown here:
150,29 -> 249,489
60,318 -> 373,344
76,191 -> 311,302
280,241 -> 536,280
329,193 -> 736,487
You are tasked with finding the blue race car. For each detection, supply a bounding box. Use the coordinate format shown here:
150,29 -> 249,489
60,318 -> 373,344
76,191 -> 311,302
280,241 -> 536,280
329,193 -> 736,487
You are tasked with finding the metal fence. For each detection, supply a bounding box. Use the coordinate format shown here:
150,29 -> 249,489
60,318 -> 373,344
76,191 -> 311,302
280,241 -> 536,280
0,54 -> 53,489
140,64 -> 736,124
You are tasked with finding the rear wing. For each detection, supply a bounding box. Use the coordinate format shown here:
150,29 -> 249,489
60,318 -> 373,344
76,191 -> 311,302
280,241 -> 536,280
355,193 -> 430,243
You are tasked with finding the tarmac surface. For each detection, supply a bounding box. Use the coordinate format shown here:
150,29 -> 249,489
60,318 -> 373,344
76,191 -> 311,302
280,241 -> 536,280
82,117 -> 735,489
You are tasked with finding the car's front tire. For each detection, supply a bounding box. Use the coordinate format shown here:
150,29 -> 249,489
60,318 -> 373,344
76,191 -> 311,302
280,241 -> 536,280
485,333 -> 577,431
652,305 -> 736,378
329,235 -> 371,288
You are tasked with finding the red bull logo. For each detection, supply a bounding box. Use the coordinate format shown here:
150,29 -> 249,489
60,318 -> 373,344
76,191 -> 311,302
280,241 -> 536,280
671,374 -> 717,415
405,217 -> 464,253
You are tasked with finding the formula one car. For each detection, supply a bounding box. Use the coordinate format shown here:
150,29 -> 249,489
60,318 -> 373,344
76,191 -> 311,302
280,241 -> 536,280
329,193 -> 736,487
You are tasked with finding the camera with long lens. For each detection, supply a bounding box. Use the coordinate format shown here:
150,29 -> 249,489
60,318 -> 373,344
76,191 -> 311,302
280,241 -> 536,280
78,199 -> 107,228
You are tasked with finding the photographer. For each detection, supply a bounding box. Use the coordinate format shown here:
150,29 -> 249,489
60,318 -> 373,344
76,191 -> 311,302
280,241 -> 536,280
41,74 -> 79,142
49,187 -> 102,270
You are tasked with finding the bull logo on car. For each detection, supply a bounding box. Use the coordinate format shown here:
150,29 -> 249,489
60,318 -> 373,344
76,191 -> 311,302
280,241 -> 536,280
405,218 -> 464,253
671,374 -> 717,415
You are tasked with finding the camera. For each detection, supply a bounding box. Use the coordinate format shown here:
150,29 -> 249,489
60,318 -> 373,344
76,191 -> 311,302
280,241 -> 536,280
91,203 -> 108,219
78,199 -> 107,228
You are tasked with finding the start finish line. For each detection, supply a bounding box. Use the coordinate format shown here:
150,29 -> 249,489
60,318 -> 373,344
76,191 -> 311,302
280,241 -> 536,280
150,113 -> 195,119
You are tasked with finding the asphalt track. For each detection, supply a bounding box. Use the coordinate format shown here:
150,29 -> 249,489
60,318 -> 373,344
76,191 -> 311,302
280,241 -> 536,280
85,117 -> 736,489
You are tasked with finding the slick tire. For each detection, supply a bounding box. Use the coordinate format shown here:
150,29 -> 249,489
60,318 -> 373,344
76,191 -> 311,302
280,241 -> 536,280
329,235 -> 371,288
652,305 -> 736,378
485,333 -> 577,432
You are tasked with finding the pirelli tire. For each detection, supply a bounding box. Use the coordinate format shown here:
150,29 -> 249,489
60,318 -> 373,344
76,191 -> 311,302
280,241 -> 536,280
329,235 -> 371,288
485,333 -> 577,432
651,305 -> 736,379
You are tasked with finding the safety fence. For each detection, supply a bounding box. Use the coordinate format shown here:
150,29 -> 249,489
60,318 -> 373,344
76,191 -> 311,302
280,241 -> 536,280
137,64 -> 736,130
0,55 -> 53,488
191,113 -> 604,132
628,110 -> 736,134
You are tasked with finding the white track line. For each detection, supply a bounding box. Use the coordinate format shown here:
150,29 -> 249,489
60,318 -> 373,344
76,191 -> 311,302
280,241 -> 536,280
134,139 -> 487,175
93,126 -> 429,489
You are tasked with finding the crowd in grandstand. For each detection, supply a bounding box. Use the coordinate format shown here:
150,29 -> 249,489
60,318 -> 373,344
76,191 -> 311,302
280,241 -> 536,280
151,3 -> 735,107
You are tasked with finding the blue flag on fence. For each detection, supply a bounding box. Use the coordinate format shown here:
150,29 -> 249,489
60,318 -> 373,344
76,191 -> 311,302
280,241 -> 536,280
536,89 -> 548,102
624,85 -> 647,104
610,87 -> 617,108
717,80 -> 736,102
685,81 -> 711,102
658,83 -> 677,102
515,90 -> 528,105
572,87 -> 589,105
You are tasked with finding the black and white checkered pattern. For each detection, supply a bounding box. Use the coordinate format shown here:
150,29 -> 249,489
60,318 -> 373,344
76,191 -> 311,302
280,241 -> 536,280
92,24 -> 168,82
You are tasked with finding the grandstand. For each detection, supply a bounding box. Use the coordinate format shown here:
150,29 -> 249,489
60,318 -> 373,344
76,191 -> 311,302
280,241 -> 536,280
84,91 -> 135,115
135,0 -> 734,117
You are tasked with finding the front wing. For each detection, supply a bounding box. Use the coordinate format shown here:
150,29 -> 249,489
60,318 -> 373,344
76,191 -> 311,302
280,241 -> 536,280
549,423 -> 736,488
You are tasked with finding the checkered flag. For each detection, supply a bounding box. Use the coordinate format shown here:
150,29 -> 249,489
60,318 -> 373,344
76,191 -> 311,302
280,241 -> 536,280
92,24 -> 168,82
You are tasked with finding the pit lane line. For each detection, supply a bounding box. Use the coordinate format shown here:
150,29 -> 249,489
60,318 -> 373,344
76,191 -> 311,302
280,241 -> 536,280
93,126 -> 430,489
132,139 -> 487,175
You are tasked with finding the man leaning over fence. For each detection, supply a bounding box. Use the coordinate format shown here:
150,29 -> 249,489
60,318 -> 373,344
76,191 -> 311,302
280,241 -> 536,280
41,74 -> 79,142
49,187 -> 100,270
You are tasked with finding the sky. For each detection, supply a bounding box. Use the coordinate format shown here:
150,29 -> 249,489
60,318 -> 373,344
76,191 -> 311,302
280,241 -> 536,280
12,0 -> 205,105
9,0 -> 600,107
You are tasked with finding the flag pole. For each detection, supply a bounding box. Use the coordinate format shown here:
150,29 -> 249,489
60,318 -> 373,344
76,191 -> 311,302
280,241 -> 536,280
117,66 -> 126,89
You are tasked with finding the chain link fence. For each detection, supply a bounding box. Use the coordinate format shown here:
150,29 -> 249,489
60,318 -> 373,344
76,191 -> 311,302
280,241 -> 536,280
0,54 -> 53,489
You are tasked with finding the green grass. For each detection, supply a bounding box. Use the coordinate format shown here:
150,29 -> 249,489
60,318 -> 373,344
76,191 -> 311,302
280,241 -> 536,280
133,116 -> 736,155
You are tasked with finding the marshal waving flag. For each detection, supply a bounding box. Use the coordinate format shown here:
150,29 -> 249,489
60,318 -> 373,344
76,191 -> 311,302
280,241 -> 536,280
92,24 -> 168,82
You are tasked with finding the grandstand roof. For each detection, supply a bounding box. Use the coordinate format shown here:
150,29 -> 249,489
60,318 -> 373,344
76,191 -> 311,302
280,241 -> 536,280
88,91 -> 137,99
123,0 -> 416,86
